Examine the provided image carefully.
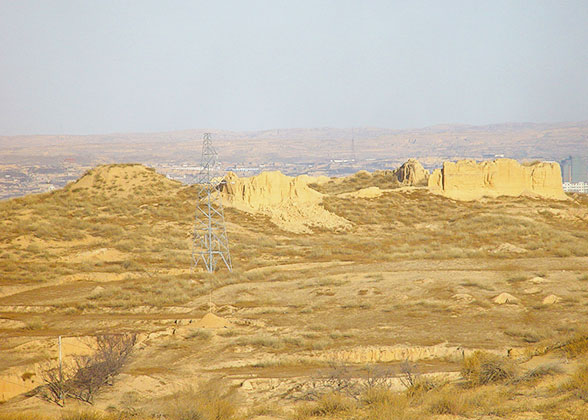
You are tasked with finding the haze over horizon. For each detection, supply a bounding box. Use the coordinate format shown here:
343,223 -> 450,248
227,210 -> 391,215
1,0 -> 587,136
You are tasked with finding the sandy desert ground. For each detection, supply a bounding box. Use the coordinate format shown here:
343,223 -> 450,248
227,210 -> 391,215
1,163 -> 588,419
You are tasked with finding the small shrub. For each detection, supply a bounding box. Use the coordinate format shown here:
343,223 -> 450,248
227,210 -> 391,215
361,386 -> 404,406
297,392 -> 354,417
461,351 -> 516,386
506,275 -> 527,284
404,377 -> 438,399
24,318 -> 45,330
217,329 -> 237,338
460,384 -> 512,416
163,381 -> 237,420
246,403 -> 284,418
361,388 -> 413,420
514,362 -> 563,384
42,334 -> 136,405
236,334 -> 284,349
187,329 -> 213,340
503,328 -> 546,343
561,335 -> 588,358
399,361 -> 438,399
427,390 -> 465,415
565,364 -> 588,402
422,385 -> 489,416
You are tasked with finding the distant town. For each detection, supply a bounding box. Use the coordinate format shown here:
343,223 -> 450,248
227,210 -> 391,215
561,156 -> 588,193
1,154 -> 586,200
2,122 -> 587,199
0,156 -> 407,200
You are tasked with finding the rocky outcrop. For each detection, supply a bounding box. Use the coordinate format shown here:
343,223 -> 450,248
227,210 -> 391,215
393,159 -> 430,186
428,159 -> 567,200
221,171 -> 350,233
222,171 -> 321,209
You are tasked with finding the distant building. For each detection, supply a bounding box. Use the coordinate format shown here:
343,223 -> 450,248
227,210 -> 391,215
563,182 -> 588,194
561,156 -> 588,183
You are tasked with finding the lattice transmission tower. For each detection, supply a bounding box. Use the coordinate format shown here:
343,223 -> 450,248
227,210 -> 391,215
192,133 -> 233,273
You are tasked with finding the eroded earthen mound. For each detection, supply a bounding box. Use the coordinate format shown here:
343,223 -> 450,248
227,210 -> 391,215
66,164 -> 181,197
393,158 -> 429,186
221,171 -> 350,233
428,158 -> 567,201
543,294 -> 561,305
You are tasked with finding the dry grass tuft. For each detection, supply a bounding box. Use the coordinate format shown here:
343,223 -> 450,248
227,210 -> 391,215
160,380 -> 238,420
404,377 -> 438,399
295,392 -> 355,418
309,170 -> 401,195
461,351 -> 517,386
186,328 -> 213,341
564,364 -> 588,402
361,388 -> 414,420
561,335 -> 588,358
425,387 -> 469,416
514,362 -> 564,384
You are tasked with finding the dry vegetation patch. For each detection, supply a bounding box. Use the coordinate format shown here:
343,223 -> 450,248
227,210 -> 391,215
308,170 -> 403,195
1,164 -> 588,418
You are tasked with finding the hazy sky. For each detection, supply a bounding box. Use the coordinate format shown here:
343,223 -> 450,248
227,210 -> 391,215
0,1 -> 587,135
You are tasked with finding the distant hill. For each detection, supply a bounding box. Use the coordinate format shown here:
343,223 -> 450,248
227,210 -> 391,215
66,163 -> 181,198
1,121 -> 587,165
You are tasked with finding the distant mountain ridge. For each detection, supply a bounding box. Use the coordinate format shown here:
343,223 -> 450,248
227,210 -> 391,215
1,121 -> 587,165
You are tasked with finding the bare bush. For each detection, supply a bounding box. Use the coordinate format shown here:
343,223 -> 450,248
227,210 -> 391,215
40,364 -> 71,406
399,360 -> 437,398
461,351 -> 516,386
292,363 -> 394,402
41,334 -> 136,405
